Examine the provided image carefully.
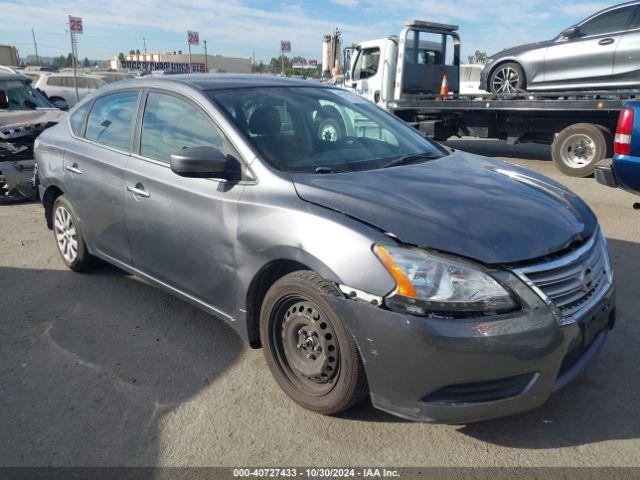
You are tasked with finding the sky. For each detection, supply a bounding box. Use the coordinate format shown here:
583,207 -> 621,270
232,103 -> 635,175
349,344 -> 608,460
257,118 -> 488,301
0,0 -> 613,63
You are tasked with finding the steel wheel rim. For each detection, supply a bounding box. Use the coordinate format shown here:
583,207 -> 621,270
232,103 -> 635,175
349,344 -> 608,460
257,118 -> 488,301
561,134 -> 596,168
318,120 -> 340,142
54,205 -> 79,263
271,296 -> 340,396
492,66 -> 521,93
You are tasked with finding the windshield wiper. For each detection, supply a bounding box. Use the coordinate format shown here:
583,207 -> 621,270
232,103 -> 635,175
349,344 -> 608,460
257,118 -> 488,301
382,152 -> 441,169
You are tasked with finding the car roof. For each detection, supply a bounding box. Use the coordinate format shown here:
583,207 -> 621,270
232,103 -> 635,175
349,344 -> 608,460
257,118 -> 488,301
0,72 -> 29,82
127,74 -> 330,91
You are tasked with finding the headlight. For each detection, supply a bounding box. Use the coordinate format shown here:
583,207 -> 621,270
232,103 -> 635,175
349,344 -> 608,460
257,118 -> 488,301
374,244 -> 518,316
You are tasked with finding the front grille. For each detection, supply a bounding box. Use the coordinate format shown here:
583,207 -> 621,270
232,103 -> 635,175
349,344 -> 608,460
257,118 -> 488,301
421,373 -> 536,404
513,231 -> 612,323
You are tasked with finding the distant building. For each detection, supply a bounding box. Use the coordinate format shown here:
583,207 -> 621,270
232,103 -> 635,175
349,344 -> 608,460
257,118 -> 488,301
0,45 -> 20,66
108,52 -> 251,73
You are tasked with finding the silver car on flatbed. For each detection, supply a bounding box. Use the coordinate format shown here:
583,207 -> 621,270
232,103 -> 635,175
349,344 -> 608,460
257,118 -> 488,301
481,1 -> 640,93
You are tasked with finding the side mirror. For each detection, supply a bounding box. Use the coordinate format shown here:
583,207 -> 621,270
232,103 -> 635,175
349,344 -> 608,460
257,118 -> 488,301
170,146 -> 233,179
561,26 -> 579,39
52,99 -> 69,110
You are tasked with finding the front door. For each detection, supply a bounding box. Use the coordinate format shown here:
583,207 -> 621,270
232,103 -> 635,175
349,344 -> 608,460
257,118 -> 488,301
63,89 -> 140,263
124,90 -> 244,318
543,4 -> 637,86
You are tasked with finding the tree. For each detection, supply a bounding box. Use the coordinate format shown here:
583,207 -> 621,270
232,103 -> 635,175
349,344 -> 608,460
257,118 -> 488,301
118,52 -> 125,61
135,49 -> 141,55
82,57 -> 90,67
467,50 -> 488,64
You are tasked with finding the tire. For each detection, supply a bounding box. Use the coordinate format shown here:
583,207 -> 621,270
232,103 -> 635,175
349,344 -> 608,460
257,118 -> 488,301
489,62 -> 526,93
259,270 -> 368,415
552,123 -> 608,177
52,195 -> 97,272
315,106 -> 346,142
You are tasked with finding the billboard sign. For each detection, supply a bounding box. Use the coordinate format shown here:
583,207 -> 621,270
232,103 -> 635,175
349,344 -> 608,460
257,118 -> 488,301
69,16 -> 83,34
188,31 -> 200,46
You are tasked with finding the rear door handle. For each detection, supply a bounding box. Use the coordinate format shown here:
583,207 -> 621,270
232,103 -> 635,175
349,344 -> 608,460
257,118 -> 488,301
127,184 -> 150,198
599,38 -> 615,46
65,164 -> 82,174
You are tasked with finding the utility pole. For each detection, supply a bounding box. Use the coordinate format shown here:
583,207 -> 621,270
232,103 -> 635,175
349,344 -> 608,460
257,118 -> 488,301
143,37 -> 147,54
252,48 -> 255,74
204,40 -> 207,72
188,43 -> 192,74
31,29 -> 40,66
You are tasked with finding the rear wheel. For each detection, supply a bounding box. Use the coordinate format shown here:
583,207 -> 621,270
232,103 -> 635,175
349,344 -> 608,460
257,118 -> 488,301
52,195 -> 97,272
489,62 -> 525,93
260,270 -> 368,414
552,123 -> 608,177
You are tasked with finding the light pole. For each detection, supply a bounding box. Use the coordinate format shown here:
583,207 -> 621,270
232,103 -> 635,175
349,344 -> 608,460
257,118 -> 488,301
204,40 -> 207,72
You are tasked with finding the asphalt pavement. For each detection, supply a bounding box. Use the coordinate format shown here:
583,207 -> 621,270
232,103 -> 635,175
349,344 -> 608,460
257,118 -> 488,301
1,139 -> 640,467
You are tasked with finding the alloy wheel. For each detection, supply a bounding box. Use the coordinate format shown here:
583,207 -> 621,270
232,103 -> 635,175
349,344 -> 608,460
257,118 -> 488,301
491,66 -> 521,93
54,205 -> 79,263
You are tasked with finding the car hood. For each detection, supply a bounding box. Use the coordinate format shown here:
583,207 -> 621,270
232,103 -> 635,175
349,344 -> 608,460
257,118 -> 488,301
490,40 -> 554,59
290,152 -> 597,265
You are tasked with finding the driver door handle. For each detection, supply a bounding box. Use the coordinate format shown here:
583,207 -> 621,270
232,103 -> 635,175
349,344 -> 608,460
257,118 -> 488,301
65,164 -> 82,174
598,38 -> 615,46
127,184 -> 150,198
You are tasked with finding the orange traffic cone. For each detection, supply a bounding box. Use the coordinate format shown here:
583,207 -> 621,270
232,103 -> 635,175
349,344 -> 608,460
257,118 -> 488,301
439,74 -> 449,100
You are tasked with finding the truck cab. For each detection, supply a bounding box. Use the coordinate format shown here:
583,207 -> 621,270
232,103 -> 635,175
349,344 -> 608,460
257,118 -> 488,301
345,20 -> 461,108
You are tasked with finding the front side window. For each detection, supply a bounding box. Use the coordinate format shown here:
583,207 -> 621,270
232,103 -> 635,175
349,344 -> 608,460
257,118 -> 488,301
578,5 -> 635,36
140,91 -> 225,163
210,86 -> 445,173
85,90 -> 139,151
352,48 -> 380,80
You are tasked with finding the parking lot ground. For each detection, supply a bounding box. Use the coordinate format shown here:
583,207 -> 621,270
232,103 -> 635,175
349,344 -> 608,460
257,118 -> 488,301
1,139 -> 640,467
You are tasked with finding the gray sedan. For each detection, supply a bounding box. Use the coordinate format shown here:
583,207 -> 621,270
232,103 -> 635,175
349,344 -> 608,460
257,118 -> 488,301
481,1 -> 640,93
35,75 -> 615,423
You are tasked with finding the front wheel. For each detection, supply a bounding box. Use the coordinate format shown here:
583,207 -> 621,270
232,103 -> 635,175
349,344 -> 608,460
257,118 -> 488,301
489,62 -> 525,93
260,271 -> 368,415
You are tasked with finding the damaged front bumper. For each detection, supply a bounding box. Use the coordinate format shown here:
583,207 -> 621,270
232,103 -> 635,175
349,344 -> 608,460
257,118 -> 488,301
324,279 -> 615,424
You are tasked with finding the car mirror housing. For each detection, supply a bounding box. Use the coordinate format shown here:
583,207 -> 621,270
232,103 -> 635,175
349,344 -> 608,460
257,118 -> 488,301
561,26 -> 579,39
170,146 -> 233,179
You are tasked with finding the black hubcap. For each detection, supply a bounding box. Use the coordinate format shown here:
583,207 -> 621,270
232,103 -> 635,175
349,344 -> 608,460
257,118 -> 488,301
273,298 -> 340,395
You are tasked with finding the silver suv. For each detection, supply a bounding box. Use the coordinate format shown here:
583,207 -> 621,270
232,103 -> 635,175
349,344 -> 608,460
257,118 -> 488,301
481,1 -> 640,93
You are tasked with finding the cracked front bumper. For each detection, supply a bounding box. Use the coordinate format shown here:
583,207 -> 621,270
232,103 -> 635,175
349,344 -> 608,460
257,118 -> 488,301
325,280 -> 615,424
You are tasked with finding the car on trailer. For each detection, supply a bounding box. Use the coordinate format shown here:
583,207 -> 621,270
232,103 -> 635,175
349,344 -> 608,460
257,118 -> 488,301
343,20 -> 640,177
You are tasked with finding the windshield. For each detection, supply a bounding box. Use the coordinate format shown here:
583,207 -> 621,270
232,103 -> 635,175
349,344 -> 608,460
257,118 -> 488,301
208,86 -> 445,173
0,78 -> 54,110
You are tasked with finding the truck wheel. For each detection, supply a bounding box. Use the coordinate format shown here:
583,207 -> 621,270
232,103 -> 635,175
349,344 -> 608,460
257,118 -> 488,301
552,123 -> 608,177
52,195 -> 97,272
259,270 -> 368,415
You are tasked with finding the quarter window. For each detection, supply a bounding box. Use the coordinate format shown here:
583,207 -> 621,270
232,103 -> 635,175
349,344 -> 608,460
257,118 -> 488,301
140,92 -> 225,163
69,101 -> 91,136
578,5 -> 635,36
85,90 -> 139,151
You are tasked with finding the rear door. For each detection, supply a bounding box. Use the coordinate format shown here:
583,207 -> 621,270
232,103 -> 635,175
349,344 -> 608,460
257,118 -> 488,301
123,89 -> 245,317
612,5 -> 640,85
544,4 -> 637,86
63,89 -> 141,263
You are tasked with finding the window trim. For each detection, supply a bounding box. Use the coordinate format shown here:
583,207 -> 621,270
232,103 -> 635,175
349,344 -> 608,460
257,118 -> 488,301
131,87 -> 256,183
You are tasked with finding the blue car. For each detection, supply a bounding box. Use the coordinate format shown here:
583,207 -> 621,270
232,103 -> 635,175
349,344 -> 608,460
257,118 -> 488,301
596,102 -> 640,195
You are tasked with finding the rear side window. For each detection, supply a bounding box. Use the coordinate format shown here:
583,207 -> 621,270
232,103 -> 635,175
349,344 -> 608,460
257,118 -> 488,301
85,90 -> 140,151
69,101 -> 91,136
140,91 -> 224,163
579,5 -> 635,36
47,76 -> 63,87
